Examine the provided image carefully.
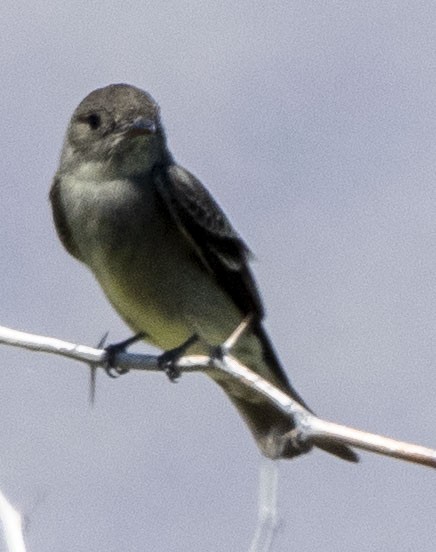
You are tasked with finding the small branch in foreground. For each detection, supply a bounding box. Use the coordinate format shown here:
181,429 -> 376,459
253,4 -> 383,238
0,488 -> 26,552
1,324 -> 435,468
249,458 -> 280,552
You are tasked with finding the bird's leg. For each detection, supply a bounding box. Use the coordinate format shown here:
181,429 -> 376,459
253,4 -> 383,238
158,333 -> 199,382
104,332 -> 146,377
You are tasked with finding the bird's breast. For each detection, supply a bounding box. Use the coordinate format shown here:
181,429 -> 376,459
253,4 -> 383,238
58,172 -> 243,351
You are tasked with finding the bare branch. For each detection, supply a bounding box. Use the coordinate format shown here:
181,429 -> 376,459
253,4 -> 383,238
1,324 -> 435,468
249,459 -> 280,552
0,489 -> 26,552
307,418 -> 436,468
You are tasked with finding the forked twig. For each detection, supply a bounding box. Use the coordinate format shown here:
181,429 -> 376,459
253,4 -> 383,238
0,324 -> 435,468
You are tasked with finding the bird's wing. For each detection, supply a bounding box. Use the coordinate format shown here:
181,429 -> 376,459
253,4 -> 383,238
154,166 -> 359,462
153,164 -> 264,319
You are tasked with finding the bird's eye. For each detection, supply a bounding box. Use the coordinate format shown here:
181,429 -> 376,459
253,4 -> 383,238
87,113 -> 101,130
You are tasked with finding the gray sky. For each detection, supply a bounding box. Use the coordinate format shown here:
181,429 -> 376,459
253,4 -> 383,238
1,2 -> 435,550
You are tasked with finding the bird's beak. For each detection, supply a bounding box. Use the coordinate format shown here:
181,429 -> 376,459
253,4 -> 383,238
123,117 -> 157,138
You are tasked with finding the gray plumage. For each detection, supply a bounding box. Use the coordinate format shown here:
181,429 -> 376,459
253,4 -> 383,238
50,83 -> 358,462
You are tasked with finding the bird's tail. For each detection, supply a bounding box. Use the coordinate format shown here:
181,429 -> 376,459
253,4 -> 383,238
214,322 -> 359,462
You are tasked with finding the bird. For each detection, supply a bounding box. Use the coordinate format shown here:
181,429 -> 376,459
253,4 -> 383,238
50,83 -> 358,462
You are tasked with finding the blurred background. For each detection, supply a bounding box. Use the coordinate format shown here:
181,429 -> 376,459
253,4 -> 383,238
1,2 -> 435,550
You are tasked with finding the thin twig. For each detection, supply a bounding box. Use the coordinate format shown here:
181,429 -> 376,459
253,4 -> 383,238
222,314 -> 253,352
1,325 -> 435,468
248,458 -> 280,552
308,418 -> 436,468
0,489 -> 26,552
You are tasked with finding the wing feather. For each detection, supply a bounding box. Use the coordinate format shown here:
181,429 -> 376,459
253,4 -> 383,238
153,164 -> 265,319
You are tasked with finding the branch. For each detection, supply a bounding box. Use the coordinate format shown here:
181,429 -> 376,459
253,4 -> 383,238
0,488 -> 26,552
248,459 -> 280,552
1,324 -> 435,468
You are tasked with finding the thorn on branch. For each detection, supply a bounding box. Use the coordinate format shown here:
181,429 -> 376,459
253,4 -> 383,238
88,331 -> 110,406
222,314 -> 253,354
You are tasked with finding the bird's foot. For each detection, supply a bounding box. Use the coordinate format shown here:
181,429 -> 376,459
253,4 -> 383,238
104,332 -> 146,378
158,333 -> 199,382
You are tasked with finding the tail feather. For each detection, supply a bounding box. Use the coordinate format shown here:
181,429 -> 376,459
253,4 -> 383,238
217,321 -> 359,462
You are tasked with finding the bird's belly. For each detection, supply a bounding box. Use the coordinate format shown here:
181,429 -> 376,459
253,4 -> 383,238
60,175 -> 244,353
98,267 -> 192,349
92,245 -> 242,353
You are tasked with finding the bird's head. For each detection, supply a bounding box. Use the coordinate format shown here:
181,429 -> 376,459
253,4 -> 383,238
59,83 -> 170,176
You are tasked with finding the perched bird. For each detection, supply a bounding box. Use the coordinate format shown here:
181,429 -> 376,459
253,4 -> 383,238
50,83 -> 357,462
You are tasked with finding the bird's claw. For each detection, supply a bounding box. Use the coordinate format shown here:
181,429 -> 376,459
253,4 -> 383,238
158,333 -> 199,383
103,332 -> 145,377
158,353 -> 182,382
104,359 -> 129,378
